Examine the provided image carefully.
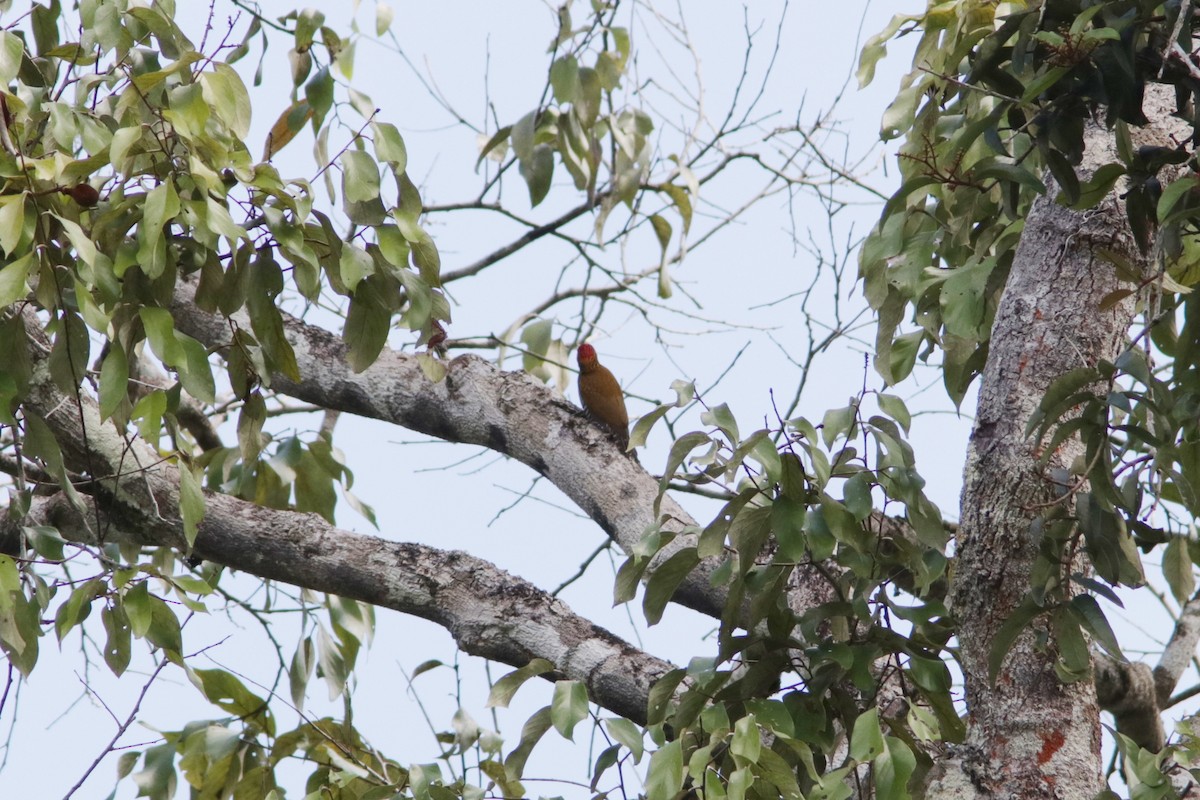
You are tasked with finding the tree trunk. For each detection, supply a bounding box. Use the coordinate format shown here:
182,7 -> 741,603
928,87 -> 1187,798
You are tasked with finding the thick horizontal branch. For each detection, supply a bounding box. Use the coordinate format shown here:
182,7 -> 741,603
169,279 -> 734,619
21,491 -> 672,725
10,310 -> 674,723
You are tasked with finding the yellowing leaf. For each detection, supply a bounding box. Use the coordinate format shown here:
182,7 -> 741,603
263,101 -> 313,160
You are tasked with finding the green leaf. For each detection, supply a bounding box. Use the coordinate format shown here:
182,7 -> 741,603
550,680 -> 589,740
133,390 -> 167,444
649,213 -> 672,298
843,472 -> 874,520
511,111 -> 536,164
520,144 -> 554,206
48,310 -> 89,392
99,343 -> 129,420
850,707 -> 885,761
487,658 -> 554,709
0,195 -> 25,256
771,495 -> 808,562
375,2 -> 394,35
23,525 -> 63,561
179,465 -> 205,549
1020,65 -> 1069,103
342,149 -> 381,204
731,714 -> 761,765
1071,163 -> 1126,210
1068,594 -> 1125,662
628,403 -> 673,448
475,125 -> 512,168
0,32 -> 23,86
102,602 -> 132,676
642,547 -> 700,625
176,334 -> 215,404
646,667 -> 686,726
341,151 -> 386,225
289,637 -> 314,710
605,718 -> 644,762
1046,148 -> 1080,206
988,596 -> 1042,684
137,181 -> 180,278
973,160 -> 1046,194
0,251 -> 32,307
645,739 -> 683,800
551,55 -> 580,103
1158,175 -> 1200,221
856,13 -> 914,87
146,595 -> 182,655
343,289 -> 391,373
295,447 -> 337,523
0,588 -> 40,676
655,431 -> 712,514
372,122 -> 408,172
504,705 -> 552,781
201,63 -> 251,137
875,737 -> 916,800
1051,605 -> 1091,680
125,582 -> 153,638
1078,493 -> 1145,587
190,668 -> 272,726
1026,367 -> 1103,438
519,317 -> 552,372
700,402 -> 738,443
140,307 -> 181,365
305,67 -> 334,129
591,745 -> 621,791
1163,535 -> 1195,605
877,393 -> 911,433
822,404 -> 856,448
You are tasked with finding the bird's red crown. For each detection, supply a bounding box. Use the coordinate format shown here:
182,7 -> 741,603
577,343 -> 597,365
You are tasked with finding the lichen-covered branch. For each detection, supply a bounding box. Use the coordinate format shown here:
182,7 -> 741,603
9,309 -> 675,724
169,279 -> 736,615
19,491 -> 672,725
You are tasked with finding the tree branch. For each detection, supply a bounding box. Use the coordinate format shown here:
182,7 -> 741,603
9,308 -> 676,724
169,278 -> 737,618
22,491 -> 673,725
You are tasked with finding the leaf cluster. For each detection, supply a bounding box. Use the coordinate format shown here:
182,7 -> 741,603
580,389 -> 957,799
859,0 -> 1200,402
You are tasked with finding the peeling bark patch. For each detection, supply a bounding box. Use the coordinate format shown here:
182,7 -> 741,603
1037,729 -> 1065,765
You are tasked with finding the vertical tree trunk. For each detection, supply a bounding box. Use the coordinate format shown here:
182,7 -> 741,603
928,88 -> 1186,798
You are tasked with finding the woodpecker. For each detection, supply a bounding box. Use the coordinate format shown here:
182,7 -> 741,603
576,343 -> 630,452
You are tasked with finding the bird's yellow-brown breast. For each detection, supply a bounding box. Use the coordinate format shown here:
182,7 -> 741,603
577,344 -> 630,450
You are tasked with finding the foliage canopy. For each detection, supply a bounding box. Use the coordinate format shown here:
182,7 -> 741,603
11,0 -> 1200,798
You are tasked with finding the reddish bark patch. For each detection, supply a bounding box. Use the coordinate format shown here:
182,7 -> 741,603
1038,729 -> 1066,765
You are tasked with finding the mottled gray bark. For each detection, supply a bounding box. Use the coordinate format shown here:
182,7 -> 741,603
19,491 -> 671,725
928,87 -> 1189,798
168,279 -> 737,615
7,309 -> 674,724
